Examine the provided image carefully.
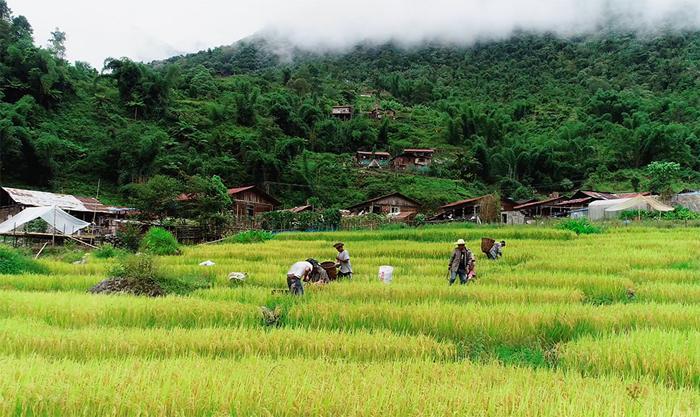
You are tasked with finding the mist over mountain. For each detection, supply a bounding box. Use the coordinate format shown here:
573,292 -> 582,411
2,0 -> 700,211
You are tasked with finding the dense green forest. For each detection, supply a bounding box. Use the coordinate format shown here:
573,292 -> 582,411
1,0 -> 699,215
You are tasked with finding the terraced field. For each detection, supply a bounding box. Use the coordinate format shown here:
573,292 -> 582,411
1,225 -> 699,416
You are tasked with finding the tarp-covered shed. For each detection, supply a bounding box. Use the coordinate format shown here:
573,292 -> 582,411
673,192 -> 700,212
0,206 -> 90,235
589,196 -> 674,220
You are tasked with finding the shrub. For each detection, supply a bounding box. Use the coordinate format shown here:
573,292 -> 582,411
557,218 -> 603,235
0,245 -> 48,275
619,206 -> 700,221
379,222 -> 410,230
140,227 -> 180,256
93,244 -> 124,259
224,230 -> 274,244
107,255 -> 209,295
116,223 -> 142,253
108,254 -> 159,281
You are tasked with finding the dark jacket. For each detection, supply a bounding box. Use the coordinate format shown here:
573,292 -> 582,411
449,248 -> 475,272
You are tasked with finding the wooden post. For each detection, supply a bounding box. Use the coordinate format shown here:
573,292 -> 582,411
52,208 -> 56,246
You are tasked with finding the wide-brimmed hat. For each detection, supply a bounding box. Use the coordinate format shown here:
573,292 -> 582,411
455,239 -> 466,246
333,242 -> 344,248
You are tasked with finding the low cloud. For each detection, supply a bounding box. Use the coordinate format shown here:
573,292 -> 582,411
259,0 -> 700,51
9,0 -> 700,67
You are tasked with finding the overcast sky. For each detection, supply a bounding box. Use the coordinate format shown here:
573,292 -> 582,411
10,0 -> 700,68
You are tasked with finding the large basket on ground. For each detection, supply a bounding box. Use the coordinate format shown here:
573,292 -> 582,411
321,261 -> 338,281
481,238 -> 496,254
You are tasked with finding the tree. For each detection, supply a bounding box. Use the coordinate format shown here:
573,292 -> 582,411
646,161 -> 681,201
183,175 -> 232,231
48,27 -> 67,59
128,175 -> 182,220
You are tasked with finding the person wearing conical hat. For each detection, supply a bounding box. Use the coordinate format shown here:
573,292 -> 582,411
448,239 -> 475,285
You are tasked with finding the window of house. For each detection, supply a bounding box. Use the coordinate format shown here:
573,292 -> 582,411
246,205 -> 255,218
390,206 -> 401,214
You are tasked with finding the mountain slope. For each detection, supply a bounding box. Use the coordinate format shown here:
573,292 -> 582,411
1,1 -> 699,209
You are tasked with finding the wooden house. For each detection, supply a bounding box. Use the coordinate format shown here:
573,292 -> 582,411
227,186 -> 279,220
392,149 -> 434,172
355,151 -> 391,169
513,195 -> 568,219
331,105 -> 354,120
347,192 -> 421,221
430,195 -> 500,223
178,185 -> 279,222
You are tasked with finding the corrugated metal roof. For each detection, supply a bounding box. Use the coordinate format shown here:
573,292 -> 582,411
289,205 -> 313,213
227,186 -> 257,195
440,196 -> 486,210
555,197 -> 594,206
356,151 -> 391,156
514,196 -> 565,210
3,187 -> 89,212
403,148 -> 435,153
348,192 -> 421,210
2,187 -> 124,214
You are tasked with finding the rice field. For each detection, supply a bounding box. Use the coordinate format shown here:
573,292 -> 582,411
1,224 -> 700,416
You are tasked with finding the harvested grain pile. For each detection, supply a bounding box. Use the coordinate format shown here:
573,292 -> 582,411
89,278 -> 165,297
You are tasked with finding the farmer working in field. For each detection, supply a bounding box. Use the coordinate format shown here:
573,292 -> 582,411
286,260 -> 313,295
334,242 -> 352,279
487,240 -> 506,260
448,239 -> 475,285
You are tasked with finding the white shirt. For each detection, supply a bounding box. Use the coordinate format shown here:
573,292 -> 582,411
337,250 -> 352,274
288,261 -> 313,279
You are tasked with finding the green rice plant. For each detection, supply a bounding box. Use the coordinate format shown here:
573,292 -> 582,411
192,284 -> 584,306
634,282 -> 700,303
557,218 -> 603,235
0,356 -> 696,417
0,318 -> 455,361
223,230 -> 275,244
482,272 -> 633,304
92,244 -> 125,259
0,274 -> 100,292
0,290 -> 259,328
558,329 -> 700,388
140,227 -> 180,256
0,245 -> 47,275
285,301 -> 700,351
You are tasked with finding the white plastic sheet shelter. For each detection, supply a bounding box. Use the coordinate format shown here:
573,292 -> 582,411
588,198 -> 632,220
0,206 -> 90,235
589,196 -> 674,220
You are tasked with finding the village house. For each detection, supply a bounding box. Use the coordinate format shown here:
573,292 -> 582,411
368,107 -> 396,120
430,195 -> 500,223
178,185 -> 279,221
331,105 -> 354,120
0,187 -> 128,235
346,192 -> 421,222
392,149 -> 435,172
513,194 -> 568,219
500,197 -> 526,224
355,151 -> 392,169
227,186 -> 280,220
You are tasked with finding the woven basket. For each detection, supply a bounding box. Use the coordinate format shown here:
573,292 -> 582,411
481,238 -> 496,254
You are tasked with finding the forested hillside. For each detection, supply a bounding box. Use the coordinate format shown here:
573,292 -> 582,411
2,0 -> 699,211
